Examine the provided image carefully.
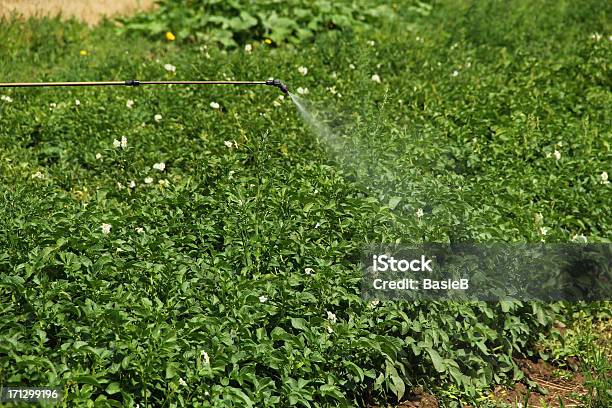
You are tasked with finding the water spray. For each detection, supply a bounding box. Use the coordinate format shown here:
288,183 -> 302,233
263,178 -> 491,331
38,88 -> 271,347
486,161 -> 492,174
0,78 -> 289,95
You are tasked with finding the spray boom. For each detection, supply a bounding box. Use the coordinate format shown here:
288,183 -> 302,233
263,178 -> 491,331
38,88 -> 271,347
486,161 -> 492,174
0,78 -> 289,94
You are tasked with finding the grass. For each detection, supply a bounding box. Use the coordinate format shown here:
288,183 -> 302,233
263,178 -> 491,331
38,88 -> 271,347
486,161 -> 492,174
0,1 -> 610,406
539,304 -> 612,407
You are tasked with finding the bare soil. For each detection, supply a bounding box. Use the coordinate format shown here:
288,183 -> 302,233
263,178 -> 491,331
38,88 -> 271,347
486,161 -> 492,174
0,0 -> 154,25
368,385 -> 439,408
491,358 -> 588,407
370,356 -> 588,408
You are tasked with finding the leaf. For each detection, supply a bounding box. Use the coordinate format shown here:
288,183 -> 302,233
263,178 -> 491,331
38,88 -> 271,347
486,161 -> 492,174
387,196 -> 401,210
319,384 -> 344,400
271,327 -> 291,340
427,348 -> 446,373
290,317 -> 308,331
227,387 -> 254,407
105,382 -> 121,395
385,361 -> 405,399
500,300 -> 513,312
343,360 -> 365,382
74,375 -> 101,386
165,363 -> 178,379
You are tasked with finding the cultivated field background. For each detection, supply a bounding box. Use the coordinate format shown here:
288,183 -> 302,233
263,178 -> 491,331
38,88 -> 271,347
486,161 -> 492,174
0,0 -> 610,407
0,0 -> 154,24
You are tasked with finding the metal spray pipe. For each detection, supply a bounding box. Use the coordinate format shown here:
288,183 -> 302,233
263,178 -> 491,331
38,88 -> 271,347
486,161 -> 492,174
0,78 -> 289,94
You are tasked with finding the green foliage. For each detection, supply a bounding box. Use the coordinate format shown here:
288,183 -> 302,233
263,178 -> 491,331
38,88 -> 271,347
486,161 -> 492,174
0,0 -> 610,406
119,0 -> 394,46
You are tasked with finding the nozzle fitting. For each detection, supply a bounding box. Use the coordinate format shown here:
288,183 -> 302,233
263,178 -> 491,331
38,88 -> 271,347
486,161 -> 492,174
266,79 -> 289,95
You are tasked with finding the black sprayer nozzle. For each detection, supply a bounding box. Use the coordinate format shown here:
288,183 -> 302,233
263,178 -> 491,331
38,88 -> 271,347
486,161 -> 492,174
266,79 -> 289,95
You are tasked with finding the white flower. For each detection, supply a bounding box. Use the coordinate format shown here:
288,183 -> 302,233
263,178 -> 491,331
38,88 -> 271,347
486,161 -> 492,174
534,213 -> 543,225
75,99 -> 81,106
158,179 -> 170,187
128,180 -> 136,188
259,295 -> 268,303
326,311 -> 337,324
326,86 -> 340,96
349,63 -> 356,70
144,177 -> 153,184
126,99 -> 134,109
201,351 -> 210,365
416,208 -> 424,218
95,153 -> 102,160
539,226 -> 549,236
224,140 -> 233,148
0,95 -> 13,103
49,102 -> 57,109
154,114 -> 162,122
517,403 -> 523,408
370,298 -> 380,307
600,171 -> 609,185
135,227 -> 144,234
296,87 -> 309,95
371,74 -> 381,83
113,137 -> 127,149
153,162 -> 166,171
163,63 -> 176,73
367,40 -> 375,46
451,70 -> 459,77
278,95 -> 284,101
210,101 -> 220,109
305,267 -> 314,275
244,44 -> 252,53
553,150 -> 561,160
273,100 -> 282,107
178,378 -> 187,387
31,171 -> 44,179
101,223 -> 112,234
590,33 -> 602,41
571,233 -> 587,243
298,66 -> 308,76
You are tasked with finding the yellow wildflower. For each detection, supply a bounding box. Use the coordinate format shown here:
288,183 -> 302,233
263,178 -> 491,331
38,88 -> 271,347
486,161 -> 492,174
79,50 -> 88,56
165,31 -> 176,41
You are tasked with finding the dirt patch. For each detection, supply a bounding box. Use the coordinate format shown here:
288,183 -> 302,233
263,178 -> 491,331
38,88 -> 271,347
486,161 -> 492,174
492,358 -> 587,407
0,0 -> 155,25
395,391 -> 439,408
367,386 -> 439,408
